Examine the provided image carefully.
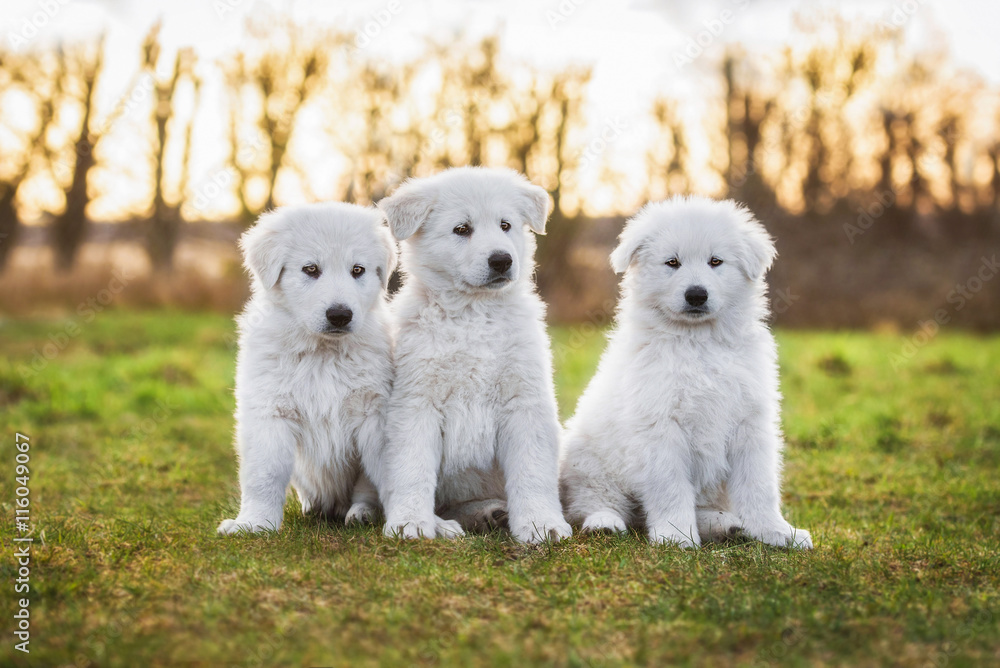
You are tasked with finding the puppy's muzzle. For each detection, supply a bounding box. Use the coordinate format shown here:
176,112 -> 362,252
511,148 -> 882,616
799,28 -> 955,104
325,305 -> 353,332
683,286 -> 709,314
486,251 -> 514,286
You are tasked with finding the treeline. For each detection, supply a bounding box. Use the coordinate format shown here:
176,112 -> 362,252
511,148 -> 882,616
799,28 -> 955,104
1,15 -> 998,282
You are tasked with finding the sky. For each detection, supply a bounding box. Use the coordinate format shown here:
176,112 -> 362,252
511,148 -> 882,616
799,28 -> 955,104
2,0 -> 999,216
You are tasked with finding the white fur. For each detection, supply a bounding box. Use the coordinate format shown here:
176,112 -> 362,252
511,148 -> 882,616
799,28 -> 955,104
218,202 -> 398,535
374,167 -> 572,543
559,196 -> 812,550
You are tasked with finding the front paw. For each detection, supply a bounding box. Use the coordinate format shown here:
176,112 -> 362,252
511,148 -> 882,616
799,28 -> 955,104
345,502 -> 378,526
217,516 -> 281,535
383,517 -> 437,539
434,516 -> 465,539
582,510 -> 627,534
747,522 -> 813,550
511,517 -> 572,544
648,525 -> 700,549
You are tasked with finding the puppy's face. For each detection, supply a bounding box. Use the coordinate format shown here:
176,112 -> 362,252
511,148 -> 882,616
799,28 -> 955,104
241,203 -> 397,337
611,198 -> 776,325
378,168 -> 550,294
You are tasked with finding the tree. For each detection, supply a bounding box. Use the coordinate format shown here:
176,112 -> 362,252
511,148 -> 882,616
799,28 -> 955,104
48,37 -> 105,269
141,24 -> 200,271
223,17 -> 329,224
0,50 -> 59,271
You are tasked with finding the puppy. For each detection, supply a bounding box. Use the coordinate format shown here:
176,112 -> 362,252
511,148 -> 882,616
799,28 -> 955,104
559,196 -> 812,549
218,202 -> 397,534
374,167 -> 572,543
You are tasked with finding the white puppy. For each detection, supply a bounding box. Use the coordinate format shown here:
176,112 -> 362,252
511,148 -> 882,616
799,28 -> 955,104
559,196 -> 812,549
374,167 -> 572,543
218,202 -> 397,535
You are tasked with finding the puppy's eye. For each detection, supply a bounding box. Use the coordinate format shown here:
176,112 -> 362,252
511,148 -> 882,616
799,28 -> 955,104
352,265 -> 365,278
500,219 -> 511,232
453,223 -> 472,237
709,257 -> 723,267
665,258 -> 680,268
302,264 -> 320,278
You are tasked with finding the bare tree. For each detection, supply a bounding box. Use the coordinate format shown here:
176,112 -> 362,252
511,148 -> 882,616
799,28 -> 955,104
140,24 -> 200,271
0,51 -> 59,271
646,97 -> 689,201
224,17 -> 329,224
48,37 -> 105,269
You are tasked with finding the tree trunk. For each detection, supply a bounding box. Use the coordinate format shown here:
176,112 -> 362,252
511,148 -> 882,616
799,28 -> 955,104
52,135 -> 94,269
0,189 -> 19,272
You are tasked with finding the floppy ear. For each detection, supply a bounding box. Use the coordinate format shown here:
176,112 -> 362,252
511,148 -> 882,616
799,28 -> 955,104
733,215 -> 777,281
517,182 -> 551,235
377,181 -> 435,241
376,222 -> 398,290
240,210 -> 285,289
610,211 -> 649,274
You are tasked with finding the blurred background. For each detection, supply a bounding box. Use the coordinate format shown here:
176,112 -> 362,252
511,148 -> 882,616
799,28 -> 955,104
1,0 -> 998,328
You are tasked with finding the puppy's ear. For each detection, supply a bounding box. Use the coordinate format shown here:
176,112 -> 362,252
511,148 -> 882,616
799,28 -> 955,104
518,182 -> 551,235
610,211 -> 649,274
378,182 -> 435,241
376,222 -> 399,290
733,213 -> 777,281
240,210 -> 285,289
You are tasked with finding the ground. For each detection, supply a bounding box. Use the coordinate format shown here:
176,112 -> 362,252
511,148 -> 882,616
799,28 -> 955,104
1,310 -> 998,667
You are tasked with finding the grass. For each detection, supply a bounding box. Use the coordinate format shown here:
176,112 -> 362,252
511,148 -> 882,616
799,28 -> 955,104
1,309 -> 999,667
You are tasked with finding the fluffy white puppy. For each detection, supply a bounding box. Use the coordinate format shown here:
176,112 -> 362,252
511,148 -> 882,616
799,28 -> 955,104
559,196 -> 812,549
218,202 -> 397,535
374,167 -> 572,543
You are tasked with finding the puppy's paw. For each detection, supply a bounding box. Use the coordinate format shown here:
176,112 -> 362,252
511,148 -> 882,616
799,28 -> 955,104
345,502 -> 377,527
512,517 -> 573,544
383,518 -> 436,540
696,509 -> 746,542
747,522 -> 813,550
648,526 -> 700,549
475,501 -> 509,531
581,510 -> 627,535
434,516 -> 465,539
217,516 -> 280,535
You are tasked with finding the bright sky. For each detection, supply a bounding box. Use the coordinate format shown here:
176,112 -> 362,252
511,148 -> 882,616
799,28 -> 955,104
2,0 -> 998,216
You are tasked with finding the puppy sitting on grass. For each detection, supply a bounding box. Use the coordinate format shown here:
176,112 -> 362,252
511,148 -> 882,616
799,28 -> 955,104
559,197 -> 812,549
374,167 -> 572,543
218,202 -> 397,535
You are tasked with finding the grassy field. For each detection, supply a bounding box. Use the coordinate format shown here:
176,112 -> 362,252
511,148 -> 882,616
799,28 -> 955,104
1,310 -> 999,667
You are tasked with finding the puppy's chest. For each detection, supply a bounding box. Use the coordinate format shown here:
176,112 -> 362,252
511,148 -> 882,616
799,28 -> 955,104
403,316 -> 518,406
271,353 -> 384,429
637,341 -> 752,433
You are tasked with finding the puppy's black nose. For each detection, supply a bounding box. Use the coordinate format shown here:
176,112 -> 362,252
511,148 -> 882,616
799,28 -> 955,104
325,306 -> 353,328
685,286 -> 709,306
488,252 -> 513,274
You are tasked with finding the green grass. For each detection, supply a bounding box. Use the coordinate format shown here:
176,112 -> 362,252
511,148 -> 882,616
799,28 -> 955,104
1,310 -> 999,667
